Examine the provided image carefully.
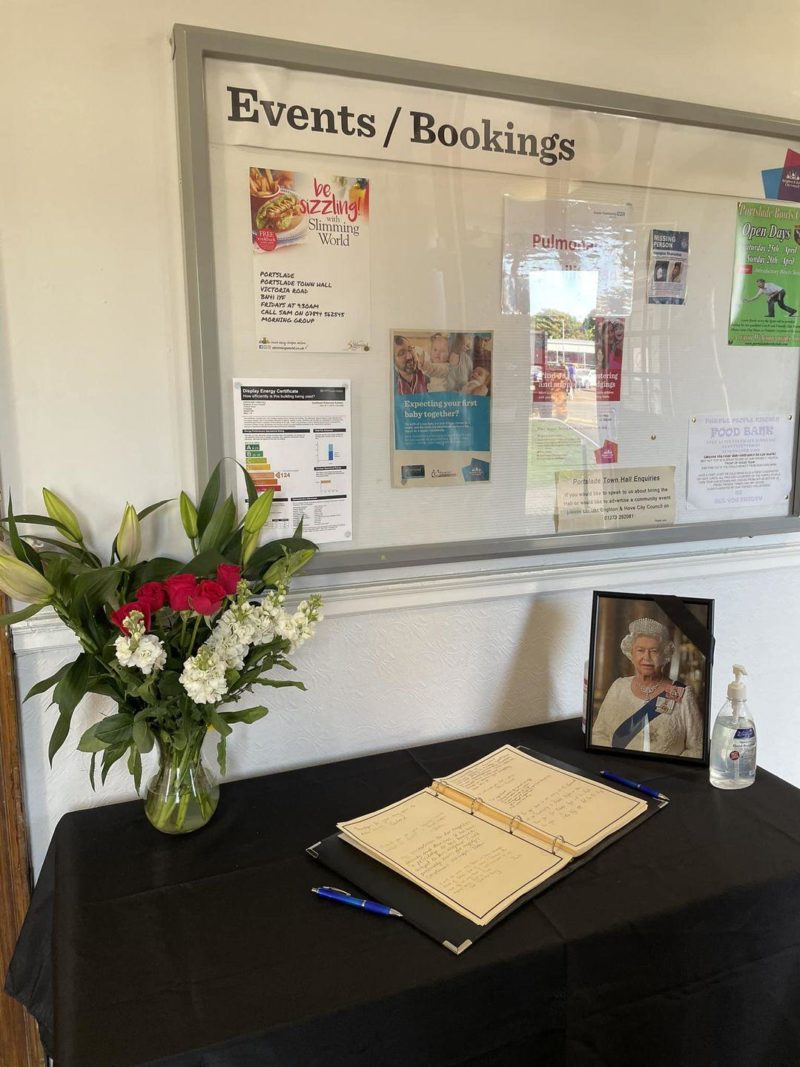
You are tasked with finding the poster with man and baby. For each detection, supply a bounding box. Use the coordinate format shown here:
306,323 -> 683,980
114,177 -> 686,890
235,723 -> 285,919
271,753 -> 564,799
391,329 -> 492,488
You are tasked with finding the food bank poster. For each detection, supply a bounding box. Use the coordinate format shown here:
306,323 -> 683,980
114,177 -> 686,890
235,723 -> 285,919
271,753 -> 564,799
250,167 -> 370,353
728,201 -> 800,347
391,329 -> 492,488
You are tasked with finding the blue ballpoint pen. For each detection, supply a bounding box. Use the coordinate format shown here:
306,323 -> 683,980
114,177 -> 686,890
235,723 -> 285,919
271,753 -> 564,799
312,886 -> 403,917
600,770 -> 669,802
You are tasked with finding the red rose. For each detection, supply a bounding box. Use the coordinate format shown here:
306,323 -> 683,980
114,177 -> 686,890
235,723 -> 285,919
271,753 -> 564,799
189,579 -> 227,616
110,601 -> 151,634
216,564 -> 242,596
164,573 -> 198,611
135,581 -> 166,612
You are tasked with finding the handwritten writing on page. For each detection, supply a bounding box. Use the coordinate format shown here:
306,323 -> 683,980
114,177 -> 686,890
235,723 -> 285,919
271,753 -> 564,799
444,746 -> 646,854
338,789 -> 567,926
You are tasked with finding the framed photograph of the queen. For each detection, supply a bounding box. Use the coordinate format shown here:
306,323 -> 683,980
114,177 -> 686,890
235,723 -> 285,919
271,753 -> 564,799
586,591 -> 714,766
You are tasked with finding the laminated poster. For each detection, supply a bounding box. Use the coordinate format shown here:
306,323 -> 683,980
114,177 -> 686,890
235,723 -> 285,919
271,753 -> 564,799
502,198 -> 635,318
647,230 -> 689,305
728,201 -> 800,347
391,330 -> 492,488
233,379 -> 352,544
250,166 -> 370,352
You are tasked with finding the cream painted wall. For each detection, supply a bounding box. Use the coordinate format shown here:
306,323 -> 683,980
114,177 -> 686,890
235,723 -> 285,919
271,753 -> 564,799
2,0 -> 800,875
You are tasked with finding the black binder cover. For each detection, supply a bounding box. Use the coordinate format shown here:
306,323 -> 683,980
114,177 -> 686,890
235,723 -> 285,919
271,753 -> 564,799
307,746 -> 664,953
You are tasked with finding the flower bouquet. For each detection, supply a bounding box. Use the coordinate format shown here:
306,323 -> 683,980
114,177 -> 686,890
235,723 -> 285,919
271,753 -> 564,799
0,463 -> 322,833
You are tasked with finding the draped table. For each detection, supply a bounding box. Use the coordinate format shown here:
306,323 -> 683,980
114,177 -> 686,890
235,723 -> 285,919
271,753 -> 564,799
7,718 -> 800,1066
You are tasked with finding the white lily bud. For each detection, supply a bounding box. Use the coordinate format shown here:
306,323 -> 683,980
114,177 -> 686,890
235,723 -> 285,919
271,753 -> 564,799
0,556 -> 54,604
116,503 -> 142,565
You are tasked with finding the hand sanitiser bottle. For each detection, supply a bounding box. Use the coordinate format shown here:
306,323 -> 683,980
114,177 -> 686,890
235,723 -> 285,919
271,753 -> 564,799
709,665 -> 756,789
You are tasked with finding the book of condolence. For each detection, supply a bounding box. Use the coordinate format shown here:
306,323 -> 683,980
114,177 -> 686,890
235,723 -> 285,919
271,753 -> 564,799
337,745 -> 648,926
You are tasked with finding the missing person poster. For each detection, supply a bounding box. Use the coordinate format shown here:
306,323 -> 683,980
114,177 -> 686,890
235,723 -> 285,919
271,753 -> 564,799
233,379 -> 352,544
728,201 -> 800,347
250,167 -> 370,352
391,330 -> 492,488
647,230 -> 689,305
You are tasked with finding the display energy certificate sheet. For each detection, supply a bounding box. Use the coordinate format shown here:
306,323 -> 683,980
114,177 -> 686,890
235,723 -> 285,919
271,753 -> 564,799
233,379 -> 352,544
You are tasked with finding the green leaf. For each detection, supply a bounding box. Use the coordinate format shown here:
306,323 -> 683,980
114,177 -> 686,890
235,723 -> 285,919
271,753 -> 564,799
220,705 -> 270,725
24,660 -> 73,702
94,712 -> 134,746
257,679 -> 305,690
127,745 -> 143,792
183,548 -> 228,577
130,556 -> 183,586
49,653 -> 92,762
197,461 -> 223,536
101,742 -> 128,784
137,499 -> 171,522
132,718 -> 155,754
86,679 -> 123,703
221,527 -> 243,559
77,722 -> 110,753
293,516 -> 304,538
204,704 -> 232,736
7,498 -> 44,572
216,734 -> 227,776
236,462 -> 259,507
89,752 -> 98,791
262,549 -> 315,588
243,537 -> 318,578
0,602 -> 46,627
198,494 -> 236,554
72,566 -> 124,609
21,535 -> 89,562
157,671 -> 184,699
1,513 -> 72,533
48,708 -> 72,765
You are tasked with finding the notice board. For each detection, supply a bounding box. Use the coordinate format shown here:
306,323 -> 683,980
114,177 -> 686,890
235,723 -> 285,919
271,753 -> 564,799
172,25 -> 800,572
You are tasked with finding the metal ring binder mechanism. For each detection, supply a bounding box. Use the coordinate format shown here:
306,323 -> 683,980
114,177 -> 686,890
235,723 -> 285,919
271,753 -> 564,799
509,814 -> 523,835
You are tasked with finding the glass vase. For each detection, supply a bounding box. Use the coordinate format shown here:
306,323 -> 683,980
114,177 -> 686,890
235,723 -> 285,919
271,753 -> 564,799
144,731 -> 220,834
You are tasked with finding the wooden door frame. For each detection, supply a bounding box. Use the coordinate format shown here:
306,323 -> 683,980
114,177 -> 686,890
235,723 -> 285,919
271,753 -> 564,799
0,596 -> 45,1065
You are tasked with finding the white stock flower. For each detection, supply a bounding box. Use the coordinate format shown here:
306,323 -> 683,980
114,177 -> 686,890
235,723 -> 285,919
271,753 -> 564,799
114,631 -> 166,676
180,646 -> 228,704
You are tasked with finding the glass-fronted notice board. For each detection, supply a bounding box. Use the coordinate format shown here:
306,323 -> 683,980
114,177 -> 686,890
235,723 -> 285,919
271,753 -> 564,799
172,25 -> 800,572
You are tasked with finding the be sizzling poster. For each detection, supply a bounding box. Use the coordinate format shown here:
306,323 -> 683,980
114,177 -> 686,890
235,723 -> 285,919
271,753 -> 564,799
251,167 -> 370,353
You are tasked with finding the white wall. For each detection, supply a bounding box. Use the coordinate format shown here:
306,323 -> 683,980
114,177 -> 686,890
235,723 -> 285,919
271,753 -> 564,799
3,0 -> 800,875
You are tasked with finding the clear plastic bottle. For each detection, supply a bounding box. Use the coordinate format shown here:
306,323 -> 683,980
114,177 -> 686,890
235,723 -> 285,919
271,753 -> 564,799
709,665 -> 756,789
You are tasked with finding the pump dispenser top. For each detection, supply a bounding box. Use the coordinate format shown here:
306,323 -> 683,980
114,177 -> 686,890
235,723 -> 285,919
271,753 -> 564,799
727,664 -> 748,701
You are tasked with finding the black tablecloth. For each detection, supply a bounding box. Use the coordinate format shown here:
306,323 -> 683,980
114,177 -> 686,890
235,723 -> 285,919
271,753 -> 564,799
7,718 -> 800,1067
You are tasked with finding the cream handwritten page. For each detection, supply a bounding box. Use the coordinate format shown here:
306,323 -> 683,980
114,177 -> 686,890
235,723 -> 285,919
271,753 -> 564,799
338,788 -> 568,925
442,745 -> 646,855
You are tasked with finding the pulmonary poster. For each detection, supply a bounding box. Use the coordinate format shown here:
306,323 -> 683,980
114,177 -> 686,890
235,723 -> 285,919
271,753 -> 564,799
250,167 -> 370,352
391,330 -> 492,488
728,201 -> 800,347
502,198 -> 635,318
233,379 -> 352,544
647,230 -> 689,305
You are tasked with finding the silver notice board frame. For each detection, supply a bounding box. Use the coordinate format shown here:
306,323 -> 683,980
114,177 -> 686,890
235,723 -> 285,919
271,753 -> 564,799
172,23 -> 800,575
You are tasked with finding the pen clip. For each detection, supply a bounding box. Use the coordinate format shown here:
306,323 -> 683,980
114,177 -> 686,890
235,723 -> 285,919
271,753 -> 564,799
320,886 -> 353,896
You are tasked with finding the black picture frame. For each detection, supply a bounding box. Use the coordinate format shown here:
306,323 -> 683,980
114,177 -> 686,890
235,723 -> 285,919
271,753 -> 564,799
586,590 -> 714,766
